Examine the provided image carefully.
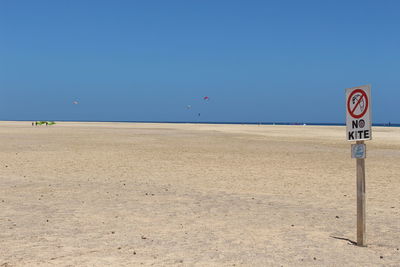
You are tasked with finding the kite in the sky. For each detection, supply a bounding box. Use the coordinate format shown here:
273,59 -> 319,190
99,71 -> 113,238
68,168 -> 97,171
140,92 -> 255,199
72,100 -> 79,105
203,96 -> 209,101
186,105 -> 192,109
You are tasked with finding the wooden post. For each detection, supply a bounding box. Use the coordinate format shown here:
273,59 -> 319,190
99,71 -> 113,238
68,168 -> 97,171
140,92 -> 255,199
356,140 -> 366,246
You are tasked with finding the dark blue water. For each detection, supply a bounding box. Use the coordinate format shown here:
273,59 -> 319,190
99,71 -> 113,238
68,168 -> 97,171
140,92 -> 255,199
32,120 -> 400,127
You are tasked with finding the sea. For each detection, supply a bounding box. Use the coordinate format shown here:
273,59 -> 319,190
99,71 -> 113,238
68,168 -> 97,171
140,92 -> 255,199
48,120 -> 400,127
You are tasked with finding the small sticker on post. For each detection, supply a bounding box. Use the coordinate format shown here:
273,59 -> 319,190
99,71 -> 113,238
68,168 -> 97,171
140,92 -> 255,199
351,144 -> 366,159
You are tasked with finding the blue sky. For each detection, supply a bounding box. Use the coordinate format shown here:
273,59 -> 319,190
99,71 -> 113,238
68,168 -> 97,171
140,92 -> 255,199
1,0 -> 399,123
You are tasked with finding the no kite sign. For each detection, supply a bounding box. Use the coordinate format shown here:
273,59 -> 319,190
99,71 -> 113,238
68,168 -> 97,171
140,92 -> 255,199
346,85 -> 372,141
345,84 -> 372,247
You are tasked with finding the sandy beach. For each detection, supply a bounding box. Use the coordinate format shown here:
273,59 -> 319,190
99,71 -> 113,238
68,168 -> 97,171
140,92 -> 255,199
0,121 -> 399,266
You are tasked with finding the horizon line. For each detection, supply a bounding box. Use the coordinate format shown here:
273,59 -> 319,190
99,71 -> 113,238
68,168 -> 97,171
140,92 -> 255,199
1,119 -> 399,127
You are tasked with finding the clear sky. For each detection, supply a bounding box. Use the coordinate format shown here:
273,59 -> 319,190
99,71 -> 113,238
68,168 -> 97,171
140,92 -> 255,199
1,0 -> 399,123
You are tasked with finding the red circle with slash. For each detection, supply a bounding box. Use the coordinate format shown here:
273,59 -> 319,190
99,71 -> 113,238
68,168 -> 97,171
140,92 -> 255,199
347,89 -> 369,119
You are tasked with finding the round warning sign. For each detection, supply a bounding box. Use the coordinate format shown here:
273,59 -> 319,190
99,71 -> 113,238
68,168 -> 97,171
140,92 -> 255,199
347,89 -> 369,119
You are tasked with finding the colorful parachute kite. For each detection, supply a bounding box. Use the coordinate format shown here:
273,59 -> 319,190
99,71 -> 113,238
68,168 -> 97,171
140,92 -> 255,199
203,96 -> 209,101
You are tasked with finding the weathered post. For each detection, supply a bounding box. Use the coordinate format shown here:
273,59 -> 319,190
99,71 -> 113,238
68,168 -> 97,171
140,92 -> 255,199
356,140 -> 366,246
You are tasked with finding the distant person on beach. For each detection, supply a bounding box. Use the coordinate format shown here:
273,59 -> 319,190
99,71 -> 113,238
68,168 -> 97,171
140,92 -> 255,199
32,122 -> 34,126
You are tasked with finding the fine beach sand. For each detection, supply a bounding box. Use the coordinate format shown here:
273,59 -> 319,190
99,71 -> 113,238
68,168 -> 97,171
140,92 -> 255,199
1,121 -> 399,266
